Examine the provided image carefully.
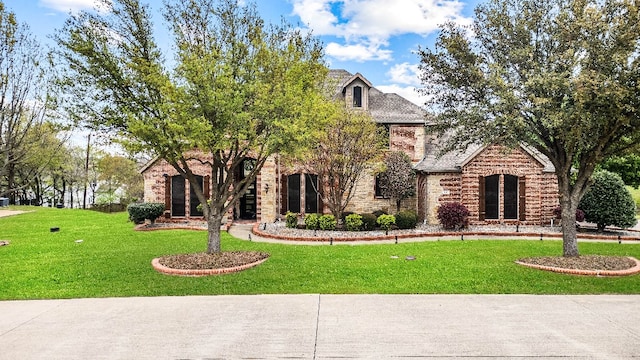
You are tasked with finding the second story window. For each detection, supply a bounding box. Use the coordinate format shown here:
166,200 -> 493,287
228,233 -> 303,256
353,86 -> 362,107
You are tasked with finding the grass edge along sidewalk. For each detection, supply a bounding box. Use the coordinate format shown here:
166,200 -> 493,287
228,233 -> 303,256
0,206 -> 638,300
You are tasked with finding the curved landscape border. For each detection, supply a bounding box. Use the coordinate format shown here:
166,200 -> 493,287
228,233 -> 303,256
515,256 -> 640,277
151,256 -> 269,277
251,224 -> 640,243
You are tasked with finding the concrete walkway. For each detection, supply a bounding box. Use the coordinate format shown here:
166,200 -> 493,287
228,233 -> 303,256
1,295 -> 639,359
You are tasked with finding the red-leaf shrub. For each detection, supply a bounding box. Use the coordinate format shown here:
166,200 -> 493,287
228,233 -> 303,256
552,206 -> 586,222
437,202 -> 470,230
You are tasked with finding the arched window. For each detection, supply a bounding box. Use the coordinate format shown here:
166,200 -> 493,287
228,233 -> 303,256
353,86 -> 362,107
484,174 -> 499,219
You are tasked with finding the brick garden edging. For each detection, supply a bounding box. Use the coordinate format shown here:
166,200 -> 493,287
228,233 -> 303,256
151,256 -> 269,277
252,223 -> 640,243
515,257 -> 640,277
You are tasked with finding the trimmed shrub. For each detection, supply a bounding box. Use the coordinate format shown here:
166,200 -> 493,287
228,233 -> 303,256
345,213 -> 363,231
376,214 -> 396,234
319,214 -> 337,230
579,170 -> 638,231
552,206 -> 586,222
437,202 -> 470,230
360,213 -> 378,230
395,210 -> 418,229
304,213 -> 320,230
372,209 -> 388,218
341,211 -> 354,223
127,203 -> 165,224
285,211 -> 298,229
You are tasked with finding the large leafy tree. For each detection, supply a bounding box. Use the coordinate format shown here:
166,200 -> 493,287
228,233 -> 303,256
56,0 -> 327,253
419,0 -> 640,257
304,102 -> 386,221
96,154 -> 143,205
12,121 -> 67,205
0,2 -> 56,203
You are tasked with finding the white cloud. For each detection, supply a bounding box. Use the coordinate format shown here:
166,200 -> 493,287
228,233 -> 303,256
39,0 -> 109,13
377,84 -> 427,107
386,62 -> 421,86
326,41 -> 393,62
292,0 -> 471,61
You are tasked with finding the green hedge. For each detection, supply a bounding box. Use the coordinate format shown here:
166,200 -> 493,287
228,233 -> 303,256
395,210 -> 418,229
127,203 -> 165,224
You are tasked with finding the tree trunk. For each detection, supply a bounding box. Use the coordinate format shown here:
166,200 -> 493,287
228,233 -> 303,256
206,213 -> 223,254
560,196 -> 580,257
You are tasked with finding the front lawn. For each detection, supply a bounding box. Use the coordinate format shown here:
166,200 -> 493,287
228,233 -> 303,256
1,206 -> 638,300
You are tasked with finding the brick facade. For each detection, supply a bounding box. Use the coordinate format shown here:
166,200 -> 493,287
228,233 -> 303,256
417,144 -> 559,226
140,70 -> 560,227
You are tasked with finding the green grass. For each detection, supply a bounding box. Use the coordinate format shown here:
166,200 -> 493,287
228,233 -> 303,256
1,206 -> 639,300
628,186 -> 640,218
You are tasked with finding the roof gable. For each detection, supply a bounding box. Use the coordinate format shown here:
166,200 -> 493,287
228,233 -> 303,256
327,69 -> 426,125
415,143 -> 555,173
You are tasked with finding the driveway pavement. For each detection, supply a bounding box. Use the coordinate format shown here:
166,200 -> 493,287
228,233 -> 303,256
1,295 -> 639,359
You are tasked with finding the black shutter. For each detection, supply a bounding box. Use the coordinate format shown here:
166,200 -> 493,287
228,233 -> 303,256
519,176 -> 526,221
164,175 -> 171,212
478,176 -> 485,221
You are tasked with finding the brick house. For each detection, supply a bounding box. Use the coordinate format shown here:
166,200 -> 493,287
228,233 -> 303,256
415,142 -> 559,225
141,69 -> 559,225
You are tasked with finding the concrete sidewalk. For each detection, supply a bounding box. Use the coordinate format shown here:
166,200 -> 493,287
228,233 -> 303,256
1,295 -> 639,359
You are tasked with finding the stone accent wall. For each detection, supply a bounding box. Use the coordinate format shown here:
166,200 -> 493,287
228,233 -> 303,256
344,79 -> 370,110
417,173 -> 462,225
343,171 -> 417,215
258,156 -> 278,223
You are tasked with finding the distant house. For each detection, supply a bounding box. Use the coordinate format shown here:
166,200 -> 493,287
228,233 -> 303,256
141,69 -> 560,225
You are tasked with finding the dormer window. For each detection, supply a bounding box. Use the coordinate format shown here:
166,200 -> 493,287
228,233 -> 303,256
353,86 -> 362,107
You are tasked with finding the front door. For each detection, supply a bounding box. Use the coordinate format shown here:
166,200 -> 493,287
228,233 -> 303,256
238,159 -> 257,220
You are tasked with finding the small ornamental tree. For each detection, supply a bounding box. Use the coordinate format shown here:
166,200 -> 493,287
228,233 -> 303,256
378,151 -> 416,212
578,171 -> 637,232
304,101 -> 387,222
437,202 -> 470,230
376,214 -> 396,234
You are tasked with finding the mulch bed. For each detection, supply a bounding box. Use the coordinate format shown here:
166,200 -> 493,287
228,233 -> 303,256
518,255 -> 636,271
156,251 -> 270,270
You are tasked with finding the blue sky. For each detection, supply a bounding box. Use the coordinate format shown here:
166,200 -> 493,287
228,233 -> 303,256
5,0 -> 480,106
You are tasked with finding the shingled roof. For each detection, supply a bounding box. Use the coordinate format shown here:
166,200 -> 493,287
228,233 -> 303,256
328,69 -> 425,125
414,142 -> 556,173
